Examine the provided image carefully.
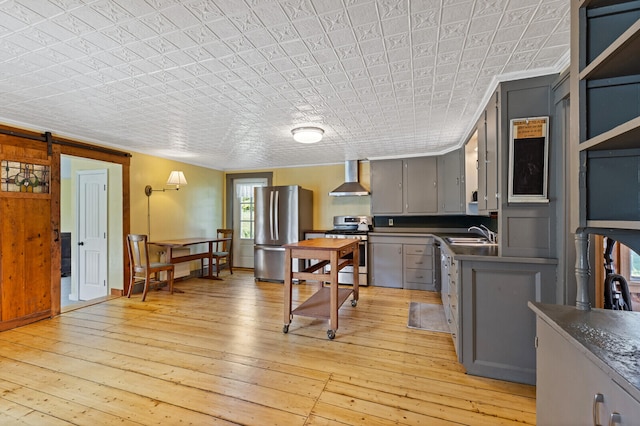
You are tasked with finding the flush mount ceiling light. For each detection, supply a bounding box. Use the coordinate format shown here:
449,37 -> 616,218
291,126 -> 324,144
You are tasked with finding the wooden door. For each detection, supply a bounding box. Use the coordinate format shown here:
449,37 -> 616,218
0,135 -> 53,331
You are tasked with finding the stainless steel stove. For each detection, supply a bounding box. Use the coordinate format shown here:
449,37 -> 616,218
324,215 -> 370,285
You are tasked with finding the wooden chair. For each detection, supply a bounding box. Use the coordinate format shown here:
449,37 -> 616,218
211,229 -> 233,277
126,234 -> 174,301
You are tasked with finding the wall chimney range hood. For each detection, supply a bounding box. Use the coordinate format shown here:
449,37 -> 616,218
329,160 -> 370,197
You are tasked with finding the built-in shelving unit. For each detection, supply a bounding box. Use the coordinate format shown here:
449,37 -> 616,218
577,0 -> 640,230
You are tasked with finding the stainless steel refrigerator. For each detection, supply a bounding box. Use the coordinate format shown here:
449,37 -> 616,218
254,185 -> 313,282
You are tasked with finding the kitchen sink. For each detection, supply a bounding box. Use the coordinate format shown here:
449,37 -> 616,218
445,237 -> 497,246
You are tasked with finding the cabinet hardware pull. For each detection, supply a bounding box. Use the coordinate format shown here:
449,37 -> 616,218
593,393 -> 604,426
609,413 -> 621,426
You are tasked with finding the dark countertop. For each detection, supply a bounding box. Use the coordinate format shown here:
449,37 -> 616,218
369,230 -> 557,264
529,302 -> 640,401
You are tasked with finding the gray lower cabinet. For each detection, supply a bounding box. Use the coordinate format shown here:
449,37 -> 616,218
459,259 -> 556,384
403,244 -> 436,291
440,244 -> 460,359
370,241 -> 403,288
370,234 -> 435,290
536,316 -> 640,425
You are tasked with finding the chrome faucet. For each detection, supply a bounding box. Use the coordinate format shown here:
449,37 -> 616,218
468,225 -> 497,244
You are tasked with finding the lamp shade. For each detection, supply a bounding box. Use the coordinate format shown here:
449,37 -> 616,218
292,126 -> 324,144
166,171 -> 187,187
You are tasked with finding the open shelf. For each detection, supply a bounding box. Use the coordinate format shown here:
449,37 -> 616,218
292,287 -> 353,319
580,18 -> 640,80
579,115 -> 640,151
587,220 -> 640,231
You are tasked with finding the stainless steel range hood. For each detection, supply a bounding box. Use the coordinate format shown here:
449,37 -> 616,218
329,160 -> 370,197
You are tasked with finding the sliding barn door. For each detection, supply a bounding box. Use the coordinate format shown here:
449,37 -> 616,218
0,135 -> 53,331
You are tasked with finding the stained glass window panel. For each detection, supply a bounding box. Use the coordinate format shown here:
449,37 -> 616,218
1,160 -> 50,193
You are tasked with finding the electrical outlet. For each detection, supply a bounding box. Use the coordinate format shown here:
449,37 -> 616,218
388,218 -> 394,226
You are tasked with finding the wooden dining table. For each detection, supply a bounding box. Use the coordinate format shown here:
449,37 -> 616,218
282,238 -> 359,340
149,237 -> 232,281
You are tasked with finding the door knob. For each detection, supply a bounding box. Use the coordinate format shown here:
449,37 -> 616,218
78,242 -> 84,246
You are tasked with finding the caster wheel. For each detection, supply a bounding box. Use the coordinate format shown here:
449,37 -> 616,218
283,324 -> 289,334
327,329 -> 336,340
351,299 -> 357,307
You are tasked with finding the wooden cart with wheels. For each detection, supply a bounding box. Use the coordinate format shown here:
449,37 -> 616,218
282,238 -> 359,339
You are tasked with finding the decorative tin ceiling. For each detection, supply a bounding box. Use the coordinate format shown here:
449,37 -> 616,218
0,0 -> 570,170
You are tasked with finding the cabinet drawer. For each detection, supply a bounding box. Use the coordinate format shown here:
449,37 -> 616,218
405,253 -> 433,270
404,244 -> 433,256
405,268 -> 433,284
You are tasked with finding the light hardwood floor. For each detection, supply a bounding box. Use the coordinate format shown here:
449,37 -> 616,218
0,271 -> 536,425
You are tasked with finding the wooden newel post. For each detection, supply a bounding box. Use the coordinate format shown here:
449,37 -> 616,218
575,230 -> 591,311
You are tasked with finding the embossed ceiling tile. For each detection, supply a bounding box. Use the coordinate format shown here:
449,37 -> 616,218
412,8 -> 439,30
441,3 -> 473,24
181,0 -> 224,23
206,17 -> 242,40
211,0 -> 251,15
288,18 -> 322,40
51,11 -> 99,36
377,0 -> 408,20
500,7 -> 536,29
544,31 -> 569,48
534,0 -> 569,22
534,45 -> 567,61
410,27 -> 438,45
326,28 -> 357,48
279,40 -> 310,58
4,0 -> 51,24
319,9 -> 351,33
522,20 -> 562,39
312,49 -> 339,66
474,0 -> 505,17
357,37 -> 385,55
439,21 -> 468,40
386,47 -> 411,63
437,37 -> 464,55
494,25 -> 528,44
347,1 -> 379,27
379,15 -> 408,37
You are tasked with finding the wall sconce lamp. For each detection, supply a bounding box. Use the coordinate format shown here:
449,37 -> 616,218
145,171 -> 188,196
145,171 -> 187,238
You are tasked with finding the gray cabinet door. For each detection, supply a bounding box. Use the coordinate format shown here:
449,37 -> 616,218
438,149 -> 464,213
484,90 -> 499,212
371,159 -> 403,214
405,157 -> 437,214
477,91 -> 499,214
460,260 -> 556,385
370,242 -> 403,288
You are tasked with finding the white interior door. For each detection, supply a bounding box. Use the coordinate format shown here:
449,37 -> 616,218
233,178 -> 267,268
77,170 -> 108,300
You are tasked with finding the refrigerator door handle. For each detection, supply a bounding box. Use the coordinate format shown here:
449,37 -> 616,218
269,190 -> 275,240
256,246 -> 285,252
274,190 -> 279,240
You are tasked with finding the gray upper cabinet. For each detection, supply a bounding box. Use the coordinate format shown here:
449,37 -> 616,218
405,157 -> 438,214
477,90 -> 499,214
437,148 -> 465,214
371,157 -> 438,215
370,159 -> 403,214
